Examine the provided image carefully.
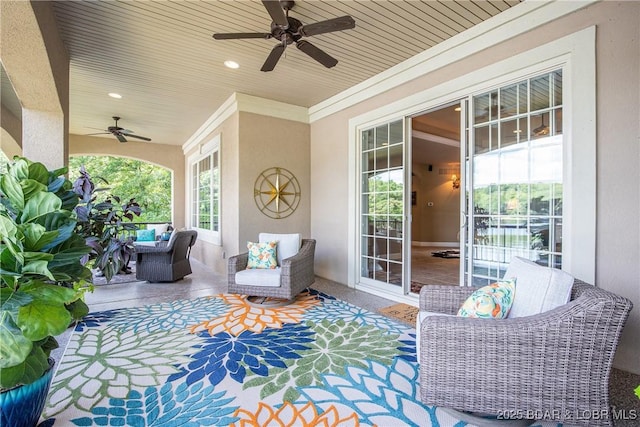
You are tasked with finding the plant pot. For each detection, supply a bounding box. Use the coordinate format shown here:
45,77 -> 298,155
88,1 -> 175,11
0,359 -> 55,427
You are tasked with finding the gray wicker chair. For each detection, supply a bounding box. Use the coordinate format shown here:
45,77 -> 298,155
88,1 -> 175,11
135,230 -> 197,282
418,280 -> 633,427
228,239 -> 316,300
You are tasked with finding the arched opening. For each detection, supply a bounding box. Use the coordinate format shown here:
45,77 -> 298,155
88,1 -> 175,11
69,155 -> 172,225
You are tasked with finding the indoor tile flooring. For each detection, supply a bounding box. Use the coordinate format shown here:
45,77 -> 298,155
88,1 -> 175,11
51,258 -> 639,426
411,246 -> 460,290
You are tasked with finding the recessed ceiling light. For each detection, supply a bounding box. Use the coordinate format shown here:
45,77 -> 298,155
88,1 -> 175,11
108,93 -> 122,99
224,60 -> 240,69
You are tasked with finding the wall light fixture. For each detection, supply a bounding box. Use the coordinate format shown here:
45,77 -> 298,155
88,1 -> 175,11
452,174 -> 460,189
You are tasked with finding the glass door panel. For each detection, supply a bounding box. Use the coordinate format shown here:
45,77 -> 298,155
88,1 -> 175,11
360,119 -> 405,288
465,70 -> 564,287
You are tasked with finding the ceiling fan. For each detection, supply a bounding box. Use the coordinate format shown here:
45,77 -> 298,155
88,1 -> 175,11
213,0 -> 355,72
87,116 -> 151,143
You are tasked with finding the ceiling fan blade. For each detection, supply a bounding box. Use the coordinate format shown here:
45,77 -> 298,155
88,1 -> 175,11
296,40 -> 338,68
213,32 -> 272,40
122,133 -> 152,142
261,44 -> 286,72
299,16 -> 355,37
262,0 -> 288,27
115,133 -> 127,143
85,132 -> 109,136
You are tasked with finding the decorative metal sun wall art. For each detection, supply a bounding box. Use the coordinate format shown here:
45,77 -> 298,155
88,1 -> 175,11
253,167 -> 301,219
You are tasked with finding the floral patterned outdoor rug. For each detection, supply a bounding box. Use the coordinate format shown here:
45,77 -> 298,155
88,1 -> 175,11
40,290 -> 563,426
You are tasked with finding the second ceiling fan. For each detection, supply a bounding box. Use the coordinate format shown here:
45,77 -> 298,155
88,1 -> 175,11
213,0 -> 355,72
88,116 -> 151,143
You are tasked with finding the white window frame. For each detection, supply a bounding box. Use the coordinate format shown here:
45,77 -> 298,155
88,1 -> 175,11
188,134 -> 221,245
348,27 -> 596,293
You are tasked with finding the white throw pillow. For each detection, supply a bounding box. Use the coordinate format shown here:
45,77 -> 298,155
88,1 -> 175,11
259,233 -> 301,266
147,223 -> 169,235
504,257 -> 574,318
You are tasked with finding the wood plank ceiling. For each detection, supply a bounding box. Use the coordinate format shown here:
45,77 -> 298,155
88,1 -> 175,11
49,0 -> 520,146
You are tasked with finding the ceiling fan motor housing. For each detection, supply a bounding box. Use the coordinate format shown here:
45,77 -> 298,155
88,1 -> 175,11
271,17 -> 303,44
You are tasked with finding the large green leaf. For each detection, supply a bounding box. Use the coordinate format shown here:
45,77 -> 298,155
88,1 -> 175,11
0,311 -> 33,368
66,299 -> 89,320
28,162 -> 49,185
21,259 -> 55,281
20,179 -> 47,203
21,223 -> 59,251
21,281 -> 77,304
0,214 -> 18,240
48,166 -> 68,179
9,158 -> 29,181
51,264 -> 92,283
20,192 -> 62,223
0,345 -> 49,389
17,299 -> 72,341
23,252 -> 55,262
0,288 -> 33,315
58,189 -> 79,211
41,219 -> 76,252
0,245 -> 22,277
47,176 -> 67,193
37,210 -> 73,231
48,244 -> 92,268
0,174 -> 25,211
0,272 -> 19,288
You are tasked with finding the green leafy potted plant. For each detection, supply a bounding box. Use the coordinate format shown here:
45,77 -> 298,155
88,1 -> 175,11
0,157 -> 92,427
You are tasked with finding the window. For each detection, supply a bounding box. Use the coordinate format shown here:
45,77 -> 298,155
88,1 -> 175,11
190,135 -> 220,244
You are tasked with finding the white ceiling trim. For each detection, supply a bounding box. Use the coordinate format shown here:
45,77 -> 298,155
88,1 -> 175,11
182,93 -> 237,154
308,0 -> 598,123
182,92 -> 309,154
235,93 -> 309,124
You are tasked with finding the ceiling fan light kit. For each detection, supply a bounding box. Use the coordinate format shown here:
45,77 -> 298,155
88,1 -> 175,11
213,0 -> 355,72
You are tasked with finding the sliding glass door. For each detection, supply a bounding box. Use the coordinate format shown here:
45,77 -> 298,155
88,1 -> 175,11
357,69 -> 564,293
463,70 -> 564,286
360,119 -> 405,290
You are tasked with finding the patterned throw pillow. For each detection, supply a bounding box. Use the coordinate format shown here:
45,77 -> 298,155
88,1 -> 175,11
246,241 -> 278,269
457,279 -> 516,319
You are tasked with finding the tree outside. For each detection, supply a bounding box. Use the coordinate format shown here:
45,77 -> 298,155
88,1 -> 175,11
69,156 -> 171,223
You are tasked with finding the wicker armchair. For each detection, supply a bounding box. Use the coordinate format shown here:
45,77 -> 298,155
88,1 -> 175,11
228,238 -> 316,300
418,281 -> 633,427
135,230 -> 197,282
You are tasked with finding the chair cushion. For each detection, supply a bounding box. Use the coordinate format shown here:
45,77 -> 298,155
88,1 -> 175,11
247,241 -> 278,269
134,241 -> 157,247
136,229 -> 155,242
166,228 -> 186,248
235,268 -> 282,287
504,256 -> 574,318
457,279 -> 516,319
259,233 -> 301,266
